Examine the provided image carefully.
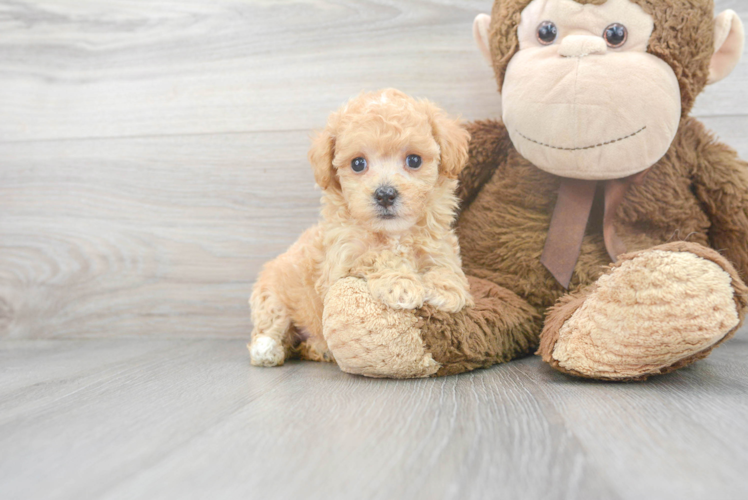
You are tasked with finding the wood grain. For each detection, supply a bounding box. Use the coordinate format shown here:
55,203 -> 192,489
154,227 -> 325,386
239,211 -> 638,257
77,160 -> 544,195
0,0 -> 503,143
1,0 -> 747,339
2,2 -> 748,498
0,131 -> 318,338
1,335 -> 746,500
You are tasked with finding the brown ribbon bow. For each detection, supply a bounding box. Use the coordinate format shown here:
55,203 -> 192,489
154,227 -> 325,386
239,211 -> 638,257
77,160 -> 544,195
540,170 -> 649,289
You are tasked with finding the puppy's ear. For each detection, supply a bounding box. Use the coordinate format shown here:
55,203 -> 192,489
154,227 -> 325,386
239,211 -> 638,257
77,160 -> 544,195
308,124 -> 339,191
422,101 -> 470,179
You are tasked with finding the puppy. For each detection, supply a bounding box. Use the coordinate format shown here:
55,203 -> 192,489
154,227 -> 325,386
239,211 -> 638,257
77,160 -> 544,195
249,89 -> 473,367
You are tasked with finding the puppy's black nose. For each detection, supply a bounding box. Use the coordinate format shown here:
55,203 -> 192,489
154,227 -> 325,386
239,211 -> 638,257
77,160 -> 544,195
374,186 -> 399,208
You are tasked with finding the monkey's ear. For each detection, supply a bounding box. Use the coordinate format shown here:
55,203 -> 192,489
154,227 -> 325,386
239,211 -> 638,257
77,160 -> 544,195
473,14 -> 493,65
422,101 -> 471,180
308,128 -> 338,191
708,10 -> 745,85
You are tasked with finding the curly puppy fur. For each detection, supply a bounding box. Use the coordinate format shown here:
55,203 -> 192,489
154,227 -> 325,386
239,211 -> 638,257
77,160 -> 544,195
249,89 -> 473,366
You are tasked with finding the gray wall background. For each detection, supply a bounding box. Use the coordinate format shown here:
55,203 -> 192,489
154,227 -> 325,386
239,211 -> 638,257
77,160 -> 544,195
1,0 -> 746,339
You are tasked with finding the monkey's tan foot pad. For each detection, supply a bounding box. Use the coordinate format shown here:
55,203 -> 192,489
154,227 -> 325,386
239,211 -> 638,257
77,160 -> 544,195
538,242 -> 748,381
323,277 -> 440,379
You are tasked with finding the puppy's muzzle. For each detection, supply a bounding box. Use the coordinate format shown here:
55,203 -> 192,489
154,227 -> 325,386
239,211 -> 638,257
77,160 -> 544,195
374,186 -> 399,208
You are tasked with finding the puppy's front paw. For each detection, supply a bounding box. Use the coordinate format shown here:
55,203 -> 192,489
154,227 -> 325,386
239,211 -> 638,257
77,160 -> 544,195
422,270 -> 474,313
425,285 -> 474,313
369,276 -> 425,310
249,336 -> 285,367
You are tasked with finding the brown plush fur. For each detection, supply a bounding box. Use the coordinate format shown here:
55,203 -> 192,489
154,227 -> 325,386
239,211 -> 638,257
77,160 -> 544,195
459,116 -> 748,308
489,0 -> 714,115
436,0 -> 748,379
319,0 -> 748,380
417,276 -> 542,376
448,115 -> 748,377
457,116 -> 748,300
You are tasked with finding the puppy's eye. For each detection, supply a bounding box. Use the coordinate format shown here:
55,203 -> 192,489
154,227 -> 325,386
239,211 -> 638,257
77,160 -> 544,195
351,157 -> 367,173
536,21 -> 558,45
405,154 -> 422,170
603,23 -> 627,48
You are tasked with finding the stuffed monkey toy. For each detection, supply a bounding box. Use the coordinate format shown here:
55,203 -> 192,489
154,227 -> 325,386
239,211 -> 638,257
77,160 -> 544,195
321,0 -> 748,380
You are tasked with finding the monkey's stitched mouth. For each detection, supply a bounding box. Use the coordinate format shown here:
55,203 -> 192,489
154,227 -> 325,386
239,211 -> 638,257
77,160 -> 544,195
515,126 -> 647,152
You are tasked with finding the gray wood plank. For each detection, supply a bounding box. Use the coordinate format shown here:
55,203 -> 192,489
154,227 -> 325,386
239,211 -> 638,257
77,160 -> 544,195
0,0 -> 503,143
0,339 -> 304,500
0,339 -> 194,396
2,119 -> 746,339
1,1 -> 747,498
1,0 -> 747,340
0,0 -> 744,144
514,336 -> 748,500
1,334 -> 747,500
0,131 -> 316,338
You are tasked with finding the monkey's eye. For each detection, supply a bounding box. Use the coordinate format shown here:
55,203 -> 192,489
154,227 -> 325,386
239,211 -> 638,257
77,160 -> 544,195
536,21 -> 558,45
351,157 -> 367,173
405,154 -> 422,170
603,23 -> 627,48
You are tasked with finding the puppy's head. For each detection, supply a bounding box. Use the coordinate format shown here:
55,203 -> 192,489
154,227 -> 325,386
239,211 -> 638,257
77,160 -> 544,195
309,89 -> 470,233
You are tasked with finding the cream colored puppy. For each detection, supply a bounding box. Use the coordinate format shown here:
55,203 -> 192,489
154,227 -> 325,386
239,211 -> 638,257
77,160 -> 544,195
249,89 -> 473,367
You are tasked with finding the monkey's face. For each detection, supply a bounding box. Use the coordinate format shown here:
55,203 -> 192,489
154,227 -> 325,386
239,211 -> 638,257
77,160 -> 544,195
501,0 -> 681,180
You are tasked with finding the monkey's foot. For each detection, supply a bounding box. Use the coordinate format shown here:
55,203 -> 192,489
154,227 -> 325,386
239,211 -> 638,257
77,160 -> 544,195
538,242 -> 747,381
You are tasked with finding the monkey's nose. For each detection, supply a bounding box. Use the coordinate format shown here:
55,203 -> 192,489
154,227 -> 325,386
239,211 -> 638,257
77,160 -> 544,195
558,35 -> 607,58
374,186 -> 399,208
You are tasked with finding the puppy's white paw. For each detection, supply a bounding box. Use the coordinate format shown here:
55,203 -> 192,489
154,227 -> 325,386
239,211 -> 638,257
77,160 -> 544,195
249,336 -> 285,367
369,277 -> 425,310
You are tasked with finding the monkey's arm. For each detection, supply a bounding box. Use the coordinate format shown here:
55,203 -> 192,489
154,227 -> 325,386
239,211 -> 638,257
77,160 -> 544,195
691,124 -> 748,279
456,120 -> 513,214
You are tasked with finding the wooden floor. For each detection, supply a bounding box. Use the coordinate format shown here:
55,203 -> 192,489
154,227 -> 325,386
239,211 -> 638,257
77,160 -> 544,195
1,329 -> 748,500
2,0 -> 748,498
